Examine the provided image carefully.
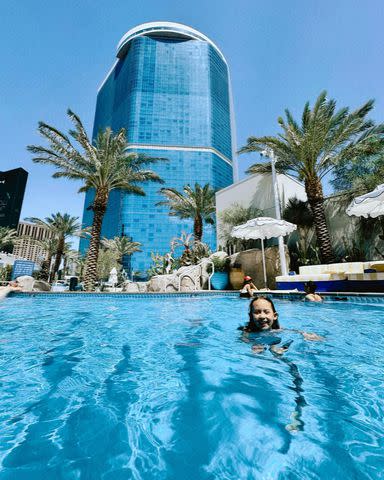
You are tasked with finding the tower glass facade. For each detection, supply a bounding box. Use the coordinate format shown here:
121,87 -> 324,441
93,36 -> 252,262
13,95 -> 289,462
0,168 -> 28,229
80,22 -> 235,275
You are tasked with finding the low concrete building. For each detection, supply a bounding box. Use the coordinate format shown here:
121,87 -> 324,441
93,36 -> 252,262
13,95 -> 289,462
215,173 -> 307,249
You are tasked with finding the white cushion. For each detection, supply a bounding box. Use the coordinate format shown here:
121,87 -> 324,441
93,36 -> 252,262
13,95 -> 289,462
347,272 -> 384,281
299,262 -> 364,275
276,273 -> 347,283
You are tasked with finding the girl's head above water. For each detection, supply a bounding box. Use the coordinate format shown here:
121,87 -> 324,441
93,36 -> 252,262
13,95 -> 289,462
245,296 -> 280,332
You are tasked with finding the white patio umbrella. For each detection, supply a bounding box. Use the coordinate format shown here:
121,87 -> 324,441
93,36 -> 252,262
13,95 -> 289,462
108,267 -> 118,289
346,184 -> 384,218
231,217 -> 297,287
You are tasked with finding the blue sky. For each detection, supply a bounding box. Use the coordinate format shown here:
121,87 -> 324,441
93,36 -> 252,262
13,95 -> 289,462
2,0 -> 383,224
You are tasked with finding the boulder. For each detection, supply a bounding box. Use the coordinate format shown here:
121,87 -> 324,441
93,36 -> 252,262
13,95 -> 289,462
165,282 -> 178,293
229,246 -> 290,289
137,282 -> 149,293
148,268 -> 202,293
149,274 -> 178,293
177,265 -> 201,291
123,281 -> 149,293
15,275 -> 35,292
210,251 -> 228,260
124,282 -> 140,293
33,280 -> 51,292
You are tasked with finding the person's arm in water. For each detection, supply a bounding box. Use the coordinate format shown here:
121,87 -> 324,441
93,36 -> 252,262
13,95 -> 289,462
288,328 -> 324,341
251,339 -> 292,355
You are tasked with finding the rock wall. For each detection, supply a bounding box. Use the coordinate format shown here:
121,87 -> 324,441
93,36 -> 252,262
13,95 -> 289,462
148,265 -> 202,292
230,246 -> 290,289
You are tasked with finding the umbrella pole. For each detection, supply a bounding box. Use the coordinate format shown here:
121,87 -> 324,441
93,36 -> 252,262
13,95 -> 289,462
261,238 -> 267,288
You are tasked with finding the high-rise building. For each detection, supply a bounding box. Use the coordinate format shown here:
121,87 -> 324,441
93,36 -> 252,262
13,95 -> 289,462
0,168 -> 28,229
13,222 -> 52,264
80,22 -> 236,274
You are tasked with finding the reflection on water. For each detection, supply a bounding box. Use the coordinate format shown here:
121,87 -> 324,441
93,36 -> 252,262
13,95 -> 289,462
0,296 -> 383,479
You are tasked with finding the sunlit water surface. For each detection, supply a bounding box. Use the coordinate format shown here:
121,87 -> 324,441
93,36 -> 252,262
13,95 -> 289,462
0,295 -> 383,479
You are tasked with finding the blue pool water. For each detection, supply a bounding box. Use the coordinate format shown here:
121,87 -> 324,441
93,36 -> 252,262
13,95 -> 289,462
0,295 -> 383,479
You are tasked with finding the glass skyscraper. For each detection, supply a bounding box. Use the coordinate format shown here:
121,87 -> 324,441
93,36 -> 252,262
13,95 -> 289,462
80,22 -> 236,275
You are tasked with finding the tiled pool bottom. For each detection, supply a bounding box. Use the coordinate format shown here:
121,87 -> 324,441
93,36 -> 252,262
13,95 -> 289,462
1,294 -> 384,479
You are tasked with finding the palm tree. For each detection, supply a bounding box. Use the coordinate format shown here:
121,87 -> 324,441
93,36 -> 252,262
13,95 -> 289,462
332,152 -> 384,200
0,227 -> 18,251
35,237 -> 58,281
28,109 -> 164,290
218,202 -> 263,249
283,198 -> 313,233
283,198 -> 315,266
239,91 -> 384,263
101,236 -> 141,265
26,213 -> 81,282
157,183 -> 215,242
62,244 -> 80,277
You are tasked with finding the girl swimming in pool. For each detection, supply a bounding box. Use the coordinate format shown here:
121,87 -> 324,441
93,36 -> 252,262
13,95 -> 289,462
240,276 -> 258,297
240,296 -> 323,353
242,296 -> 280,332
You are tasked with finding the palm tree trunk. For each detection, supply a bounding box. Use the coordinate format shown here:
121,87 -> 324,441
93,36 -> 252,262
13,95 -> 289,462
84,188 -> 108,291
41,252 -> 52,281
63,255 -> 68,277
194,214 -> 203,243
305,176 -> 335,264
50,235 -> 65,282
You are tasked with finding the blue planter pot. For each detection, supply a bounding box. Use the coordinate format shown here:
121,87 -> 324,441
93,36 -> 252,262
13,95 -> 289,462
211,271 -> 229,290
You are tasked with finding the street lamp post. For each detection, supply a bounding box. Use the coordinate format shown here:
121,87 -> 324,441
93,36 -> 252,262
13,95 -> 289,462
261,148 -> 288,276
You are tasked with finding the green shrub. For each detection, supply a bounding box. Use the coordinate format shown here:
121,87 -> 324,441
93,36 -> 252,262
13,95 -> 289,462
210,256 -> 229,272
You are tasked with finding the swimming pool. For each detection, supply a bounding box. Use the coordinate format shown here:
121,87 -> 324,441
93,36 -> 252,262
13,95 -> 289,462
1,295 -> 383,479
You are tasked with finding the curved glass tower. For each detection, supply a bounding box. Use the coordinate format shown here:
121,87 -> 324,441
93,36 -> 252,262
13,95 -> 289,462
80,22 -> 236,275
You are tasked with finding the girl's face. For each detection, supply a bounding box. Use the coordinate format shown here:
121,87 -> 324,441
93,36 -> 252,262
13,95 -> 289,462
251,298 -> 277,330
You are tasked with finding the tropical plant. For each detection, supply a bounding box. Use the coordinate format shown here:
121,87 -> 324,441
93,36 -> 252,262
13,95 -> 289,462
170,231 -> 194,254
96,248 -> 120,282
283,198 -> 316,268
218,202 -> 263,249
34,237 -> 58,281
239,91 -> 384,263
25,213 -> 81,282
190,241 -> 211,264
210,255 -> 229,272
331,153 -> 384,196
75,255 -> 87,281
0,265 -> 12,282
62,245 -> 80,277
157,183 -> 215,242
147,252 -> 179,277
283,198 -> 313,231
101,236 -> 142,266
177,241 -> 212,267
27,109 -> 164,290
0,227 -> 18,251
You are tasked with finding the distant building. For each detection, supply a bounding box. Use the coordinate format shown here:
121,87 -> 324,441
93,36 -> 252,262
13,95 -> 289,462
80,22 -> 235,274
0,168 -> 28,229
215,173 -> 307,250
13,222 -> 51,264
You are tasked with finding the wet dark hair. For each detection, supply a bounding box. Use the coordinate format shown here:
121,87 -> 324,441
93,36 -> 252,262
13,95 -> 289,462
240,296 -> 280,332
304,281 -> 317,294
